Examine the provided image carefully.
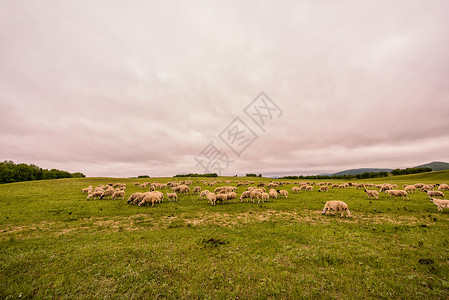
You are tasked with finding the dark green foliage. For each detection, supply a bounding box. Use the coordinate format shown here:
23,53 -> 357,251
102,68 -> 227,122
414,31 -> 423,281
391,167 -> 432,176
137,175 -> 150,178
173,173 -> 218,177
0,160 -> 85,184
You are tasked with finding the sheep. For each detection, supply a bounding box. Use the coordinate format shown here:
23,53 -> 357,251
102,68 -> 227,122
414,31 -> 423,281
261,192 -> 269,203
299,185 -> 308,191
322,201 -> 351,218
278,190 -> 288,198
111,190 -> 125,200
226,192 -> 238,202
89,190 -> 104,200
318,186 -> 329,192
269,189 -> 278,199
427,191 -> 444,199
250,190 -> 263,204
199,190 -> 210,200
100,186 -> 115,200
364,189 -> 379,200
421,185 -> 434,192
291,187 -> 300,193
193,186 -> 202,194
215,193 -> 228,205
305,185 -> 313,191
404,185 -> 416,193
429,198 -> 449,211
81,187 -> 93,193
138,193 -> 159,207
127,192 -> 143,204
355,183 -> 365,189
385,190 -> 409,200
178,185 -> 190,194
438,184 -> 449,191
207,192 -> 216,205
240,191 -> 251,202
166,192 -> 178,202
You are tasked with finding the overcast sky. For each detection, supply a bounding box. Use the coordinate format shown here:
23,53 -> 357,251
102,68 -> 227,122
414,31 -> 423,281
1,0 -> 449,177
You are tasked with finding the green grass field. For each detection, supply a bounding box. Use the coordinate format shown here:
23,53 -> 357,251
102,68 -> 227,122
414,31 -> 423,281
1,171 -> 449,299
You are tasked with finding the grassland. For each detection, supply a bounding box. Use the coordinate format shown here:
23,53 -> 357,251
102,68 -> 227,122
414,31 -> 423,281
1,171 -> 449,299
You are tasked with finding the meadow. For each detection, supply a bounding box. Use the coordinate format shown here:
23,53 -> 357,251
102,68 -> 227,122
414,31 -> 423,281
1,171 -> 449,299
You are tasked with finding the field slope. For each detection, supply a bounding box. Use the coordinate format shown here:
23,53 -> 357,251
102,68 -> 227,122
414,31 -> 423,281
1,172 -> 449,298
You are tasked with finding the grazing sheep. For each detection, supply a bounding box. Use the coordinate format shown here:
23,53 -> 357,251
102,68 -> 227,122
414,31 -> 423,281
427,191 -> 445,199
193,186 -> 202,194
404,185 -> 416,193
226,192 -> 238,202
138,193 -> 159,207
305,185 -> 313,191
81,187 -> 93,193
322,201 -> 351,218
89,190 -> 104,200
240,191 -> 251,202
199,190 -> 210,200
385,190 -> 409,200
215,193 -> 228,205
429,198 -> 449,211
421,185 -> 434,192
261,192 -> 269,203
127,192 -> 143,204
111,190 -> 125,200
318,186 -> 329,192
166,192 -> 178,202
250,190 -> 263,204
207,192 -> 216,205
100,186 -> 115,200
278,190 -> 288,198
178,185 -> 190,194
269,189 -> 278,199
291,187 -> 300,193
355,183 -> 365,189
364,189 -> 379,200
438,184 -> 449,191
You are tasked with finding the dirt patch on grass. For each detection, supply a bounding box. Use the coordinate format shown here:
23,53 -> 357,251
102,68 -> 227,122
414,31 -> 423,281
0,210 -> 436,240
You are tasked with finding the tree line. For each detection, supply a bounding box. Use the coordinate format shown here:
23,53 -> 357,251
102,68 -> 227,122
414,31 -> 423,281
0,160 -> 85,184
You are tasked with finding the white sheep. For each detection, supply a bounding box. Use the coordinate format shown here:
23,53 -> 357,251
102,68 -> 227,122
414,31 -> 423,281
250,190 -> 263,203
364,189 -> 379,200
207,192 -> 216,205
278,190 -> 288,198
429,198 -> 449,211
215,193 -> 228,205
138,193 -> 159,207
111,190 -> 125,200
261,192 -> 269,203
291,187 -> 300,193
166,192 -> 178,202
385,190 -> 409,200
199,190 -> 210,200
240,191 -> 251,202
322,201 -> 351,218
318,186 -> 329,192
427,191 -> 444,199
438,184 -> 449,191
100,186 -> 115,200
404,185 -> 416,193
193,186 -> 202,194
269,189 -> 278,199
226,192 -> 238,202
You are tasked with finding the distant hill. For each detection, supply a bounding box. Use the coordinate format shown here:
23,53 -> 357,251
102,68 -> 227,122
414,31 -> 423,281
413,161 -> 449,171
331,168 -> 393,176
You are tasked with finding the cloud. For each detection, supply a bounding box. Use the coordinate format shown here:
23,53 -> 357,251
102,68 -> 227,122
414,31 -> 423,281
1,0 -> 448,176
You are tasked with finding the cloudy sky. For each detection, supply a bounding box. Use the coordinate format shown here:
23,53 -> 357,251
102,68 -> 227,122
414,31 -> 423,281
1,0 -> 449,177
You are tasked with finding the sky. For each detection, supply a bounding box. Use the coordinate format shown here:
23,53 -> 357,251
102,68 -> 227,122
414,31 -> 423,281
1,0 -> 449,177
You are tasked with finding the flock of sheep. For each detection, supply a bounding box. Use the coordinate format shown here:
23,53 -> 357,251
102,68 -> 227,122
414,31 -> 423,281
81,180 -> 449,217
